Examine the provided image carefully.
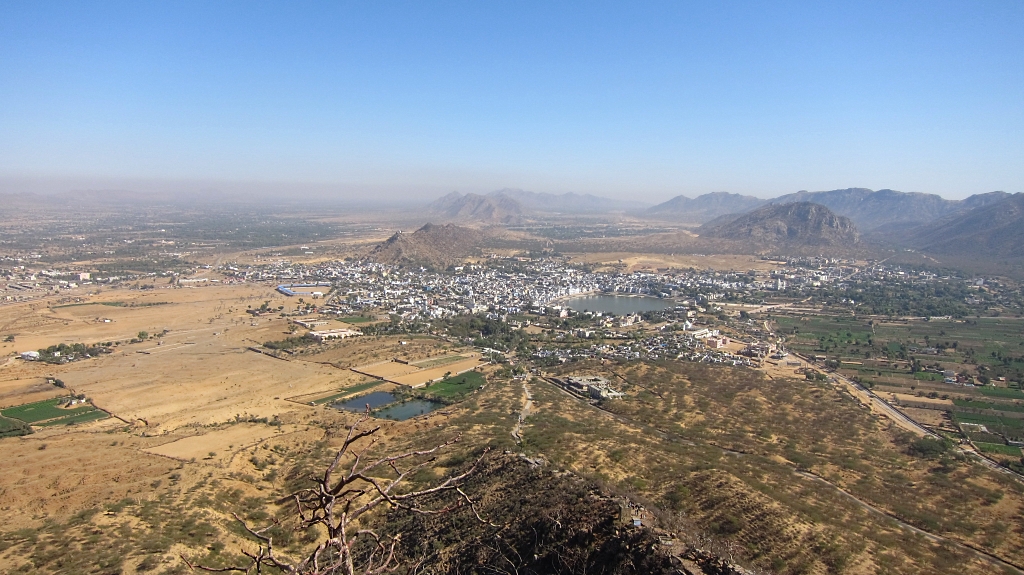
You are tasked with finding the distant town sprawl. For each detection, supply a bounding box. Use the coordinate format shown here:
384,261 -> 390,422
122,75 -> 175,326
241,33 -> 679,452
10,254 -> 1022,370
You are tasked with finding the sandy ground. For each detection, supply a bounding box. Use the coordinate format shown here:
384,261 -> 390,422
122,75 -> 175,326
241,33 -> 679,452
0,283 -> 471,531
355,354 -> 485,387
888,392 -> 954,408
144,423 -> 302,463
900,407 -> 949,427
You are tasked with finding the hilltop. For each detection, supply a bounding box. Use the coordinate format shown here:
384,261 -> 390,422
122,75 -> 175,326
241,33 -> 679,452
647,192 -> 766,223
697,202 -> 859,249
366,223 -> 485,268
907,192 -> 1024,258
428,192 -> 523,224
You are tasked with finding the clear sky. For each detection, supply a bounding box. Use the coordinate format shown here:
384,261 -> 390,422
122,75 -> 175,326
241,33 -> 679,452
1,1 -> 1022,202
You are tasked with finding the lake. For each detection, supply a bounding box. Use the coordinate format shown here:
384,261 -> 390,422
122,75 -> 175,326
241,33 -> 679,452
331,392 -> 443,421
559,294 -> 675,315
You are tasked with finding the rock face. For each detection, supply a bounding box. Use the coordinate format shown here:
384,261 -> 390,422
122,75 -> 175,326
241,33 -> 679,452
768,188 -> 1012,231
366,223 -> 484,268
428,192 -> 523,224
908,192 -> 1024,258
698,202 -> 859,248
647,192 -> 767,223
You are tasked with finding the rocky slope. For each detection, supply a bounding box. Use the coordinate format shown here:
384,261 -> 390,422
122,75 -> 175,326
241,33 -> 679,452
366,223 -> 484,268
907,192 -> 1024,258
647,192 -> 767,223
697,202 -> 859,248
429,192 -> 523,224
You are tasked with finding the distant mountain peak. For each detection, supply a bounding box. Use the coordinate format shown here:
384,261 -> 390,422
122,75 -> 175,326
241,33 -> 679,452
698,202 -> 859,247
428,192 -> 522,224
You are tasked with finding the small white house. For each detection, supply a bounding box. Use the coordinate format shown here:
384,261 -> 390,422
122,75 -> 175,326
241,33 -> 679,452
20,351 -> 40,361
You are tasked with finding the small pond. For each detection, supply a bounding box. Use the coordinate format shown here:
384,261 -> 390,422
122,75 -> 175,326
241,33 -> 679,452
332,391 -> 397,412
330,392 -> 443,421
375,400 -> 444,420
560,294 -> 675,315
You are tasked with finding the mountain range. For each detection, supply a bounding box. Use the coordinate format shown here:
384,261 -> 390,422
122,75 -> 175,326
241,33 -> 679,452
698,202 -> 860,250
648,188 -> 1012,231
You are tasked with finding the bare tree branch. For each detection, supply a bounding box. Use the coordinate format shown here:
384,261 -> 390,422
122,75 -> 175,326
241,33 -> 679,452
185,408 -> 489,575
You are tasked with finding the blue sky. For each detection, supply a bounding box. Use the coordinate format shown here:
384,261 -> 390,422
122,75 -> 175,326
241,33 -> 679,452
1,1 -> 1022,201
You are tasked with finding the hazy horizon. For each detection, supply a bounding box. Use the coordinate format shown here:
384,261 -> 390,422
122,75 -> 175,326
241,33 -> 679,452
0,173 -> 1015,207
2,2 -> 1022,202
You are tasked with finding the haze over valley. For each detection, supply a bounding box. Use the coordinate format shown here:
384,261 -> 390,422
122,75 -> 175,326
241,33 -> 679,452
2,3 -> 1023,575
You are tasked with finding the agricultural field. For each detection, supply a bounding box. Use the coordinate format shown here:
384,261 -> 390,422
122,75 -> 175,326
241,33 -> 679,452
772,313 -> 1024,448
0,397 -> 108,427
0,414 -> 31,437
421,370 -> 486,400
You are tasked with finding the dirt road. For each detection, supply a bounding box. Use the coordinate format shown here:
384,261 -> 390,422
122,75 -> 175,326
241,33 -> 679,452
511,382 -> 533,445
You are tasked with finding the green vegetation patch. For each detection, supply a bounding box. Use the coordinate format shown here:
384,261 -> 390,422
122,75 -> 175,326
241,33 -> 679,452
263,334 -> 316,350
2,398 -> 84,424
976,442 -> 1022,456
36,409 -> 110,427
0,415 -> 32,437
979,387 -> 1024,399
1,397 -> 108,427
423,371 -> 486,400
339,315 -> 375,324
953,398 -> 1024,413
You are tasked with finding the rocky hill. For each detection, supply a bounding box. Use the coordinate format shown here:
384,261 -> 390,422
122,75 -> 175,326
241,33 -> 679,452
698,202 -> 859,248
429,192 -> 523,223
647,192 -> 766,223
366,223 -> 484,268
907,192 -> 1024,258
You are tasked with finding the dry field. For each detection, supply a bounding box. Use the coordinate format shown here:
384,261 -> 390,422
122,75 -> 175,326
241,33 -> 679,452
563,252 -> 786,273
0,281 -> 490,573
354,353 -> 485,387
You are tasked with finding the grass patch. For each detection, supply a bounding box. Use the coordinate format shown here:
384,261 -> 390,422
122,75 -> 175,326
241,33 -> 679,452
423,371 -> 486,400
0,415 -> 32,437
339,316 -> 375,324
36,409 -> 110,427
953,399 -> 1024,413
1,397 -> 81,424
979,387 -> 1024,399
976,442 -> 1022,456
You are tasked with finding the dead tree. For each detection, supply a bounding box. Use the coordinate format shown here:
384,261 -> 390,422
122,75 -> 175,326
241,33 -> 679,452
184,410 -> 488,575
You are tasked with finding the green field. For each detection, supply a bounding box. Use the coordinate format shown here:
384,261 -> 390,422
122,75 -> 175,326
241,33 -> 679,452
423,371 -> 486,399
1,397 -> 109,427
308,380 -> 384,405
37,409 -> 110,427
975,442 -> 1023,456
954,413 -> 1024,428
953,398 -> 1024,413
1,398 -> 93,423
979,387 -> 1024,399
339,316 -> 375,324
0,415 -> 32,437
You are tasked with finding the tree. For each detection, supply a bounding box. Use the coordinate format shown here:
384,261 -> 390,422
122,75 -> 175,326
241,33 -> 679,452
138,331 -> 149,341
184,410 -> 487,574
